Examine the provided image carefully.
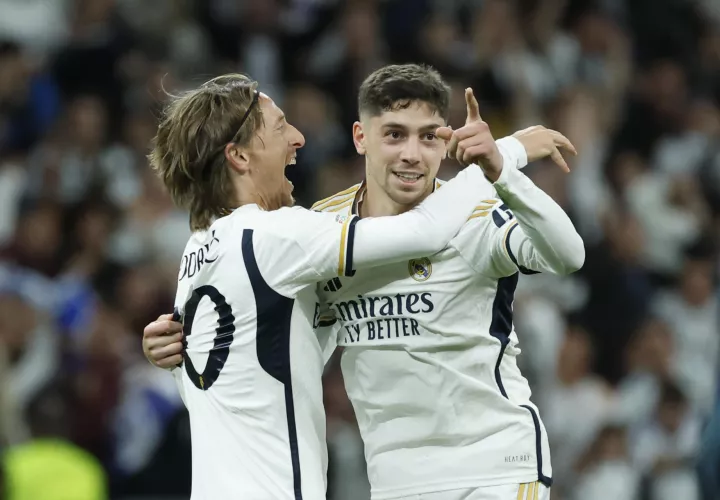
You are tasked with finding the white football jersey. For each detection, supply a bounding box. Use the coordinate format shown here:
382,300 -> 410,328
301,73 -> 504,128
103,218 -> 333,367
314,180 -> 554,499
169,161 -> 504,500
172,204 -> 359,500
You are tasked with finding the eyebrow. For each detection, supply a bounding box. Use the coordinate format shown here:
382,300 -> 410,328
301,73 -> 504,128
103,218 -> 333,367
382,122 -> 443,132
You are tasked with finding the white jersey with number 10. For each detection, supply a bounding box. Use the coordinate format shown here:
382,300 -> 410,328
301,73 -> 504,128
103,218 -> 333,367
172,205 -> 360,499
170,163 -> 505,500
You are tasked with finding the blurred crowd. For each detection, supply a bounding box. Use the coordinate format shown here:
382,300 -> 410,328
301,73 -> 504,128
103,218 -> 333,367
0,0 -> 718,499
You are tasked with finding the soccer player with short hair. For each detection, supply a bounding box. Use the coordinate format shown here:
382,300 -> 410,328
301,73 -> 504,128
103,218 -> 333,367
310,65 -> 583,500
147,72 -> 537,499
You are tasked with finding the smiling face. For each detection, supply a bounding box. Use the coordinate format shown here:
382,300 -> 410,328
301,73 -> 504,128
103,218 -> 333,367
223,92 -> 306,212
243,93 -> 305,210
353,64 -> 451,216
355,101 -> 446,209
150,74 -> 309,231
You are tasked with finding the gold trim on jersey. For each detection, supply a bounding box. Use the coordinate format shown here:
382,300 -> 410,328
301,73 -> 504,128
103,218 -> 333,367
311,185 -> 360,211
468,210 -> 491,220
467,199 -> 497,221
314,177 -> 441,218
351,181 -> 366,215
473,200 -> 499,212
517,481 -> 540,500
317,194 -> 356,211
327,200 -> 354,212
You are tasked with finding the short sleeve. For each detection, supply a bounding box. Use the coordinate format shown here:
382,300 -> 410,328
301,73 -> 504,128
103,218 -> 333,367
248,208 -> 359,296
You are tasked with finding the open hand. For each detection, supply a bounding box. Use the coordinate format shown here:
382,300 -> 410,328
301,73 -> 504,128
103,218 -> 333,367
512,125 -> 577,172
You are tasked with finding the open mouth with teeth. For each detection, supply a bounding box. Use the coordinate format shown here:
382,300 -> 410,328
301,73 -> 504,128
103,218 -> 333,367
392,171 -> 424,184
285,156 -> 296,190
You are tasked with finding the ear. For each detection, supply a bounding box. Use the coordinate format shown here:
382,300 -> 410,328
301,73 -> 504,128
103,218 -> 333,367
352,121 -> 366,155
225,143 -> 250,174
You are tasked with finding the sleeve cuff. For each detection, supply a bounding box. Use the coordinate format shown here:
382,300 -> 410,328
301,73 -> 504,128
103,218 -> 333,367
496,136 -> 528,171
338,215 -> 359,277
491,152 -> 536,201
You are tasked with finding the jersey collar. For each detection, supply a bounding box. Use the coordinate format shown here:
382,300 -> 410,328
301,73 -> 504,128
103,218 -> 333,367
351,178 -> 441,218
351,181 -> 367,217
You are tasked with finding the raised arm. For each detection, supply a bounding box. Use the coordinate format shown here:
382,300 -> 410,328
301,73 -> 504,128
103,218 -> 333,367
438,89 -> 584,276
493,137 -> 585,275
450,127 -> 585,277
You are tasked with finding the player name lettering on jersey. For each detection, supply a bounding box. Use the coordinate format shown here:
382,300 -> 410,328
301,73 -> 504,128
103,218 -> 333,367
179,230 -> 220,281
173,205 -> 356,499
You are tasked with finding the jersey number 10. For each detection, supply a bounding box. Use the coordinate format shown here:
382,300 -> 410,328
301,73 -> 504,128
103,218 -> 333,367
177,285 -> 236,391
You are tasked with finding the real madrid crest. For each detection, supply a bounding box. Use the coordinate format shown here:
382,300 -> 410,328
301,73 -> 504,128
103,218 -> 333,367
408,257 -> 432,282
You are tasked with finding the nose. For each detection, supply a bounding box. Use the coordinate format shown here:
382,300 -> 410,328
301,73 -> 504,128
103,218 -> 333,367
289,124 -> 305,149
400,137 -> 420,165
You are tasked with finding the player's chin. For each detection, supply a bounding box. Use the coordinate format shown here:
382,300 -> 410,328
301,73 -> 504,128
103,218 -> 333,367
388,184 -> 428,206
389,174 -> 430,196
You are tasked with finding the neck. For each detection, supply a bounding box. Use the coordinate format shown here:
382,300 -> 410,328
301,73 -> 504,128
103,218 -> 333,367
361,174 -> 433,218
234,186 -> 259,209
233,174 -> 269,210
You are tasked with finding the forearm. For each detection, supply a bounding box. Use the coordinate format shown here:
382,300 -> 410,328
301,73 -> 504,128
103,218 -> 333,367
494,138 -> 585,274
352,165 -> 490,269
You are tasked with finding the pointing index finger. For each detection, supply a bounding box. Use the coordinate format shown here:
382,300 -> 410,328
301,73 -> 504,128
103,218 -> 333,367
465,88 -> 481,124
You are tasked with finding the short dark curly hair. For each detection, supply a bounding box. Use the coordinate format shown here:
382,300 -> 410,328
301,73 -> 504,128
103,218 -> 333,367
358,64 -> 451,121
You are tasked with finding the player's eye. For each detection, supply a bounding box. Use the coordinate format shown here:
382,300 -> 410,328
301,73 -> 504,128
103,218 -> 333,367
423,133 -> 437,141
386,131 -> 402,140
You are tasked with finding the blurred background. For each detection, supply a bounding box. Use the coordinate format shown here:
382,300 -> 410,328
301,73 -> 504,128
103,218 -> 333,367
0,0 -> 718,499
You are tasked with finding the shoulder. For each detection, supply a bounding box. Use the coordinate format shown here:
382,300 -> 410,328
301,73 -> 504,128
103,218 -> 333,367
311,183 -> 362,213
217,206 -> 309,245
449,195 -> 519,276
466,198 -> 507,226
245,206 -> 320,232
435,177 -> 506,226
229,206 -> 350,245
456,197 -> 516,240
